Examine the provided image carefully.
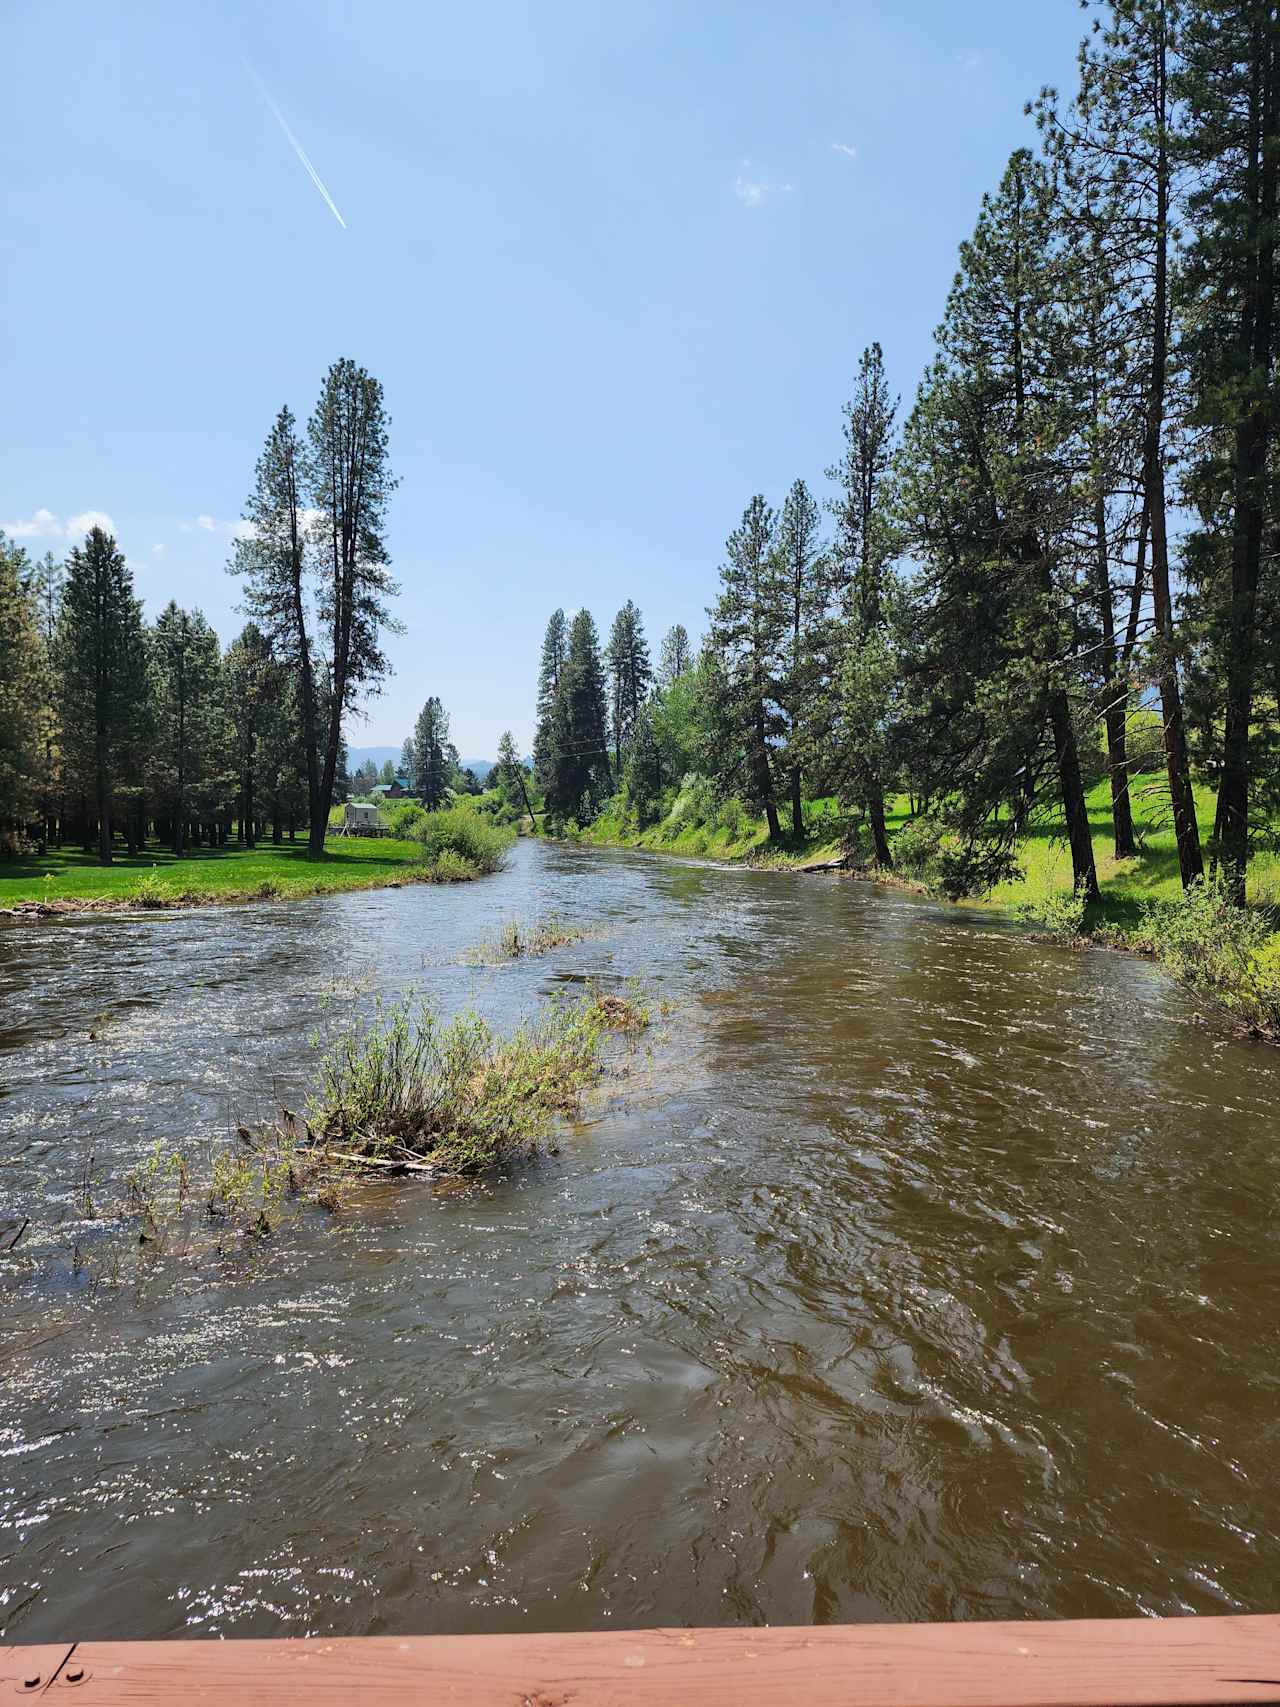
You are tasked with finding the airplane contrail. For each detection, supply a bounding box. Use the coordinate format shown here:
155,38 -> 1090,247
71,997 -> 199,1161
248,66 -> 347,230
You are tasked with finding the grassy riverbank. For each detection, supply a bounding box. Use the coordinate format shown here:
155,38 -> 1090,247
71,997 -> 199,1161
580,779 -> 1280,912
0,834 -> 482,913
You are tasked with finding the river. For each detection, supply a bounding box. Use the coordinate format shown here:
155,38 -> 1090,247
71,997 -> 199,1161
1,837 -> 1277,1639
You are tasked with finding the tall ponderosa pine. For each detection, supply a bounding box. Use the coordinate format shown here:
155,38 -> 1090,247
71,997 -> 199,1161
605,600 -> 653,772
1180,0 -> 1280,899
231,406 -> 325,852
413,696 -> 451,810
772,479 -> 826,840
898,152 -> 1100,900
708,495 -> 783,840
828,344 -> 899,865
308,359 -> 401,851
1038,0 -> 1202,882
54,527 -> 148,864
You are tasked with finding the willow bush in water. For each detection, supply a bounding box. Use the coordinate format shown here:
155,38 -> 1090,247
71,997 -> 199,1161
304,992 -> 639,1173
415,805 -> 514,879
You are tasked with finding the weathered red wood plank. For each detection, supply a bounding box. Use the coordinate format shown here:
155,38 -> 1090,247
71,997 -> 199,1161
3,1616 -> 1279,1705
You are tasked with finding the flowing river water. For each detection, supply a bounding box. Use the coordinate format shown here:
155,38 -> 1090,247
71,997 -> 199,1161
2,837 -> 1278,1639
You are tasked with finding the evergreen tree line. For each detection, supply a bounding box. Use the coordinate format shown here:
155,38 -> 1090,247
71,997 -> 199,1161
0,358 -> 396,862
532,603 -> 710,825
532,0 -> 1280,908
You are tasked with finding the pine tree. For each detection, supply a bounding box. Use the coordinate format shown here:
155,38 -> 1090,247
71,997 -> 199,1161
707,495 -> 784,839
532,608 -> 569,794
659,624 -> 692,684
307,359 -> 401,851
604,600 -> 652,772
54,527 -> 147,864
0,534 -> 47,842
29,551 -> 65,844
224,623 -> 281,847
231,406 -> 326,853
827,345 -> 900,864
150,603 -> 226,854
496,729 -> 534,819
398,736 -> 417,779
1036,0 -> 1202,882
773,478 -> 827,840
413,696 -> 451,810
254,673 -> 307,840
563,609 -> 613,819
1179,0 -> 1280,899
897,152 -> 1099,900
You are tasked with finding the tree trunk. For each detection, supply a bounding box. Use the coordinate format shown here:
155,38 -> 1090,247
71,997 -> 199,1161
869,790 -> 892,868
294,578 -> 322,854
1094,494 -> 1137,859
244,733 -> 257,850
790,767 -> 803,841
752,692 -> 779,840
1217,17 -> 1278,903
1049,689 -> 1099,902
1147,12 -> 1203,888
316,679 -> 343,856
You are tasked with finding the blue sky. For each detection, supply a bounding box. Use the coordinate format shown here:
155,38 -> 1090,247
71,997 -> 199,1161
3,0 -> 1086,757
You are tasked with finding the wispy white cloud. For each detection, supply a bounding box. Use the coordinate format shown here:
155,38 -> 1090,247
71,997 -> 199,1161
179,510 -> 319,543
957,50 -> 983,72
152,543 -> 165,555
248,64 -> 347,230
831,141 -> 857,159
1,507 -> 116,541
733,160 -> 793,208
179,513 -> 241,537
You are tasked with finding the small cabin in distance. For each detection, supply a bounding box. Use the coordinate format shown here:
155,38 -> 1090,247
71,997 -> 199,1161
373,774 -> 415,800
343,803 -> 383,835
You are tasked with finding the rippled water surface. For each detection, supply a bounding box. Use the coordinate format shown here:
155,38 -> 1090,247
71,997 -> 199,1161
2,838 -> 1278,1639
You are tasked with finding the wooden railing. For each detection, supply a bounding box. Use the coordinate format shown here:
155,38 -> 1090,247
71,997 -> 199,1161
5,1615 -> 1280,1703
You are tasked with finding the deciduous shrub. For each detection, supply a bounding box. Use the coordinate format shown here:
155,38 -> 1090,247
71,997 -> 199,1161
891,816 -> 945,877
1134,875 -> 1279,1034
415,805 -> 513,875
1016,885 -> 1089,943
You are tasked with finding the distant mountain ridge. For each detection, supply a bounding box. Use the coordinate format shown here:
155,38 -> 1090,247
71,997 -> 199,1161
347,745 -> 495,782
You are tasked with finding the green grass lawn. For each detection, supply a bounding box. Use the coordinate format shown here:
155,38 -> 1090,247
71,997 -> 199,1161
0,836 -> 428,909
977,778 -> 1280,925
